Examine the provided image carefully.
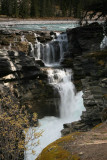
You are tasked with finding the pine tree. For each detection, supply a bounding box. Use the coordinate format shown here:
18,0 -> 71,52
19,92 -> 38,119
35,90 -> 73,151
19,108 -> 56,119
39,0 -> 46,17
68,0 -> 73,17
72,0 -> 79,18
19,0 -> 30,18
1,0 -> 8,15
45,0 -> 53,17
13,0 -> 19,17
31,0 -> 39,17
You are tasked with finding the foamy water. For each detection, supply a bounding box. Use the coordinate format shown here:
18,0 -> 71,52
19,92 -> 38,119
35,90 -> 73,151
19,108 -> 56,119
0,21 -> 79,31
25,28 -> 85,160
25,68 -> 85,160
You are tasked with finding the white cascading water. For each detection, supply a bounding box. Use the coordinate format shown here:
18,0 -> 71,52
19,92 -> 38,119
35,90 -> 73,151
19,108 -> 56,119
25,32 -> 85,160
100,35 -> 107,49
47,68 -> 84,121
30,32 -> 68,65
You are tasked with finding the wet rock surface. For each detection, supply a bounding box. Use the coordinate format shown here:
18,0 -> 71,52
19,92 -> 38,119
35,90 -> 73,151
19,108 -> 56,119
61,23 -> 107,136
0,29 -> 67,119
0,49 -> 60,118
0,29 -> 56,53
66,22 -> 104,56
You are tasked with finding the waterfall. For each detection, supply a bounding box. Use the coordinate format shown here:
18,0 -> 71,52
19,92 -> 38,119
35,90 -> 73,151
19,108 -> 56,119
47,68 -> 84,120
8,43 -> 12,50
30,32 -> 68,65
25,32 -> 85,160
100,35 -> 107,49
29,42 -> 34,57
25,68 -> 85,160
21,35 -> 27,42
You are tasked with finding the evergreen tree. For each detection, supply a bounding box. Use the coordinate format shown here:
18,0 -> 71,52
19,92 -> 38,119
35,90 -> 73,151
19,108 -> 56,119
1,0 -> 19,17
1,0 -> 8,15
39,0 -> 46,17
45,0 -> 53,17
19,0 -> 30,18
13,0 -> 19,17
31,0 -> 39,17
72,0 -> 79,18
68,0 -> 73,17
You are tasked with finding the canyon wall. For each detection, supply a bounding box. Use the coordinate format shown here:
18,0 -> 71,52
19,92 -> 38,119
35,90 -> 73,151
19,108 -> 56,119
0,30 -> 60,118
61,22 -> 107,135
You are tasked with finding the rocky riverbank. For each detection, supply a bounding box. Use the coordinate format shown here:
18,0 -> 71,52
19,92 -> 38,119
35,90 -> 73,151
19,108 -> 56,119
36,122 -> 107,160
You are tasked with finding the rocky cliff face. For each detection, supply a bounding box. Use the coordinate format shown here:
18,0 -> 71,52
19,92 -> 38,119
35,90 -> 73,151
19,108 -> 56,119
0,29 -> 61,118
0,42 -> 59,119
61,22 -> 107,136
0,29 -> 55,53
67,22 -> 104,55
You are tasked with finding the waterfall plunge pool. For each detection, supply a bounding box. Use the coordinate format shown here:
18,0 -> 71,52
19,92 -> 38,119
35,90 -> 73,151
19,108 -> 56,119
22,25 -> 86,160
25,69 -> 85,160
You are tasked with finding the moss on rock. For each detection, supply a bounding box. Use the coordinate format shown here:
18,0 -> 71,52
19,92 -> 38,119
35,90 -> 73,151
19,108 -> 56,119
84,50 -> 107,58
104,94 -> 107,100
36,133 -> 80,160
92,123 -> 102,130
25,34 -> 35,44
14,41 -> 29,53
98,60 -> 105,66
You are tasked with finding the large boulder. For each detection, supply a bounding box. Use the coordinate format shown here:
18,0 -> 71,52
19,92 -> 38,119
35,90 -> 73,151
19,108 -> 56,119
36,31 -> 53,43
66,22 -> 104,57
61,23 -> 107,135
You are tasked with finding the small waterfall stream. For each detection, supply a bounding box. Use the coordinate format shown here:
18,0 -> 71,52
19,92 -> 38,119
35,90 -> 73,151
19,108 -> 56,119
30,32 -> 68,65
25,32 -> 85,160
47,69 -> 81,120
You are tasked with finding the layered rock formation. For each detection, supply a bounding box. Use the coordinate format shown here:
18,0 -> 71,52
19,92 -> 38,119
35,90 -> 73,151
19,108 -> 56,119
0,29 -> 55,53
0,49 -> 59,118
0,29 -> 62,118
61,22 -> 107,136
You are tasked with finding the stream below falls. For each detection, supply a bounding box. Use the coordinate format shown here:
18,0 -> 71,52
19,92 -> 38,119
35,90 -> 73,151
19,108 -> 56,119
25,30 -> 85,160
